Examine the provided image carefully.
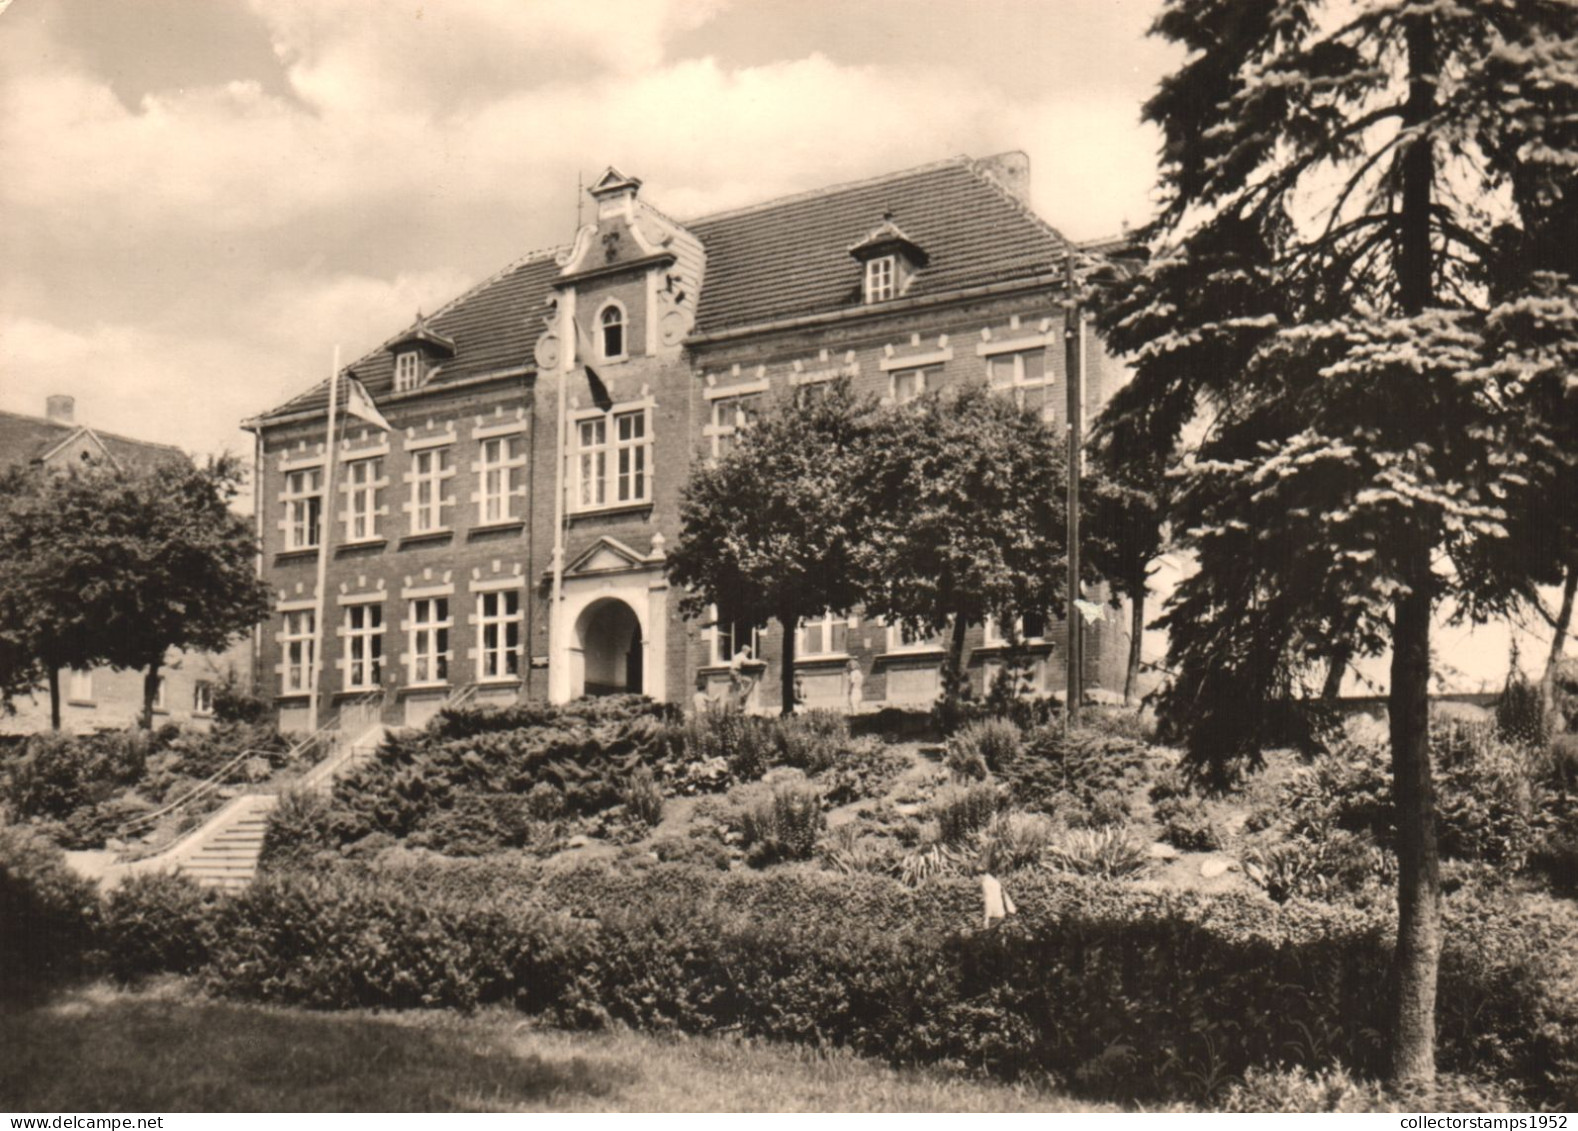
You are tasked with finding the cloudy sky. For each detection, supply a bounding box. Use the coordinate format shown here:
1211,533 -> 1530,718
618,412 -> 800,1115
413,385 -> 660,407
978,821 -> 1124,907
0,0 -> 1176,464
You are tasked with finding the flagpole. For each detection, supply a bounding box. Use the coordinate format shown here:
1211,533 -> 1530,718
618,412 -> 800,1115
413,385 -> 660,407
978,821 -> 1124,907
308,347 -> 341,733
548,293 -> 574,703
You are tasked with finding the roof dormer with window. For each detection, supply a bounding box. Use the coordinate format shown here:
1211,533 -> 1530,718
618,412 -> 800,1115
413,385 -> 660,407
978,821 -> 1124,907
385,312 -> 457,393
849,213 -> 929,305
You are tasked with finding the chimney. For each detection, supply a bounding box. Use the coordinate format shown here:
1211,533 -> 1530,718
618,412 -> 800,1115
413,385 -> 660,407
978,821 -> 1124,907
45,395 -> 75,425
976,151 -> 1031,206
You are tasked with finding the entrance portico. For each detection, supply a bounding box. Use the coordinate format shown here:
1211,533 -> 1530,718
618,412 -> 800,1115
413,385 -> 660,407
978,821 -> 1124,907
550,534 -> 669,703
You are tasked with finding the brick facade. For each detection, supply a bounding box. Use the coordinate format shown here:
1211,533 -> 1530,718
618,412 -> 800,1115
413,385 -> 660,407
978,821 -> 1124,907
245,154 -> 1134,729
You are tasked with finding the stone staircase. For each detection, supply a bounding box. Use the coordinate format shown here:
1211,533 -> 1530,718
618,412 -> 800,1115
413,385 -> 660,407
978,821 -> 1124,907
106,721 -> 388,892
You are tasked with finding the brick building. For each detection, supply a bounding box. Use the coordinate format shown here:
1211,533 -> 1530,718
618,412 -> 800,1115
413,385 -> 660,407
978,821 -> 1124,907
243,153 -> 1133,728
0,396 -> 241,733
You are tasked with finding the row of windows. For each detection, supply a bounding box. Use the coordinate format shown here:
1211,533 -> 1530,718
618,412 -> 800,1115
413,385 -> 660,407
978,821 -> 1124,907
64,670 -> 211,714
282,433 -> 528,551
707,347 -> 1055,459
279,591 -> 523,695
710,611 -> 1050,667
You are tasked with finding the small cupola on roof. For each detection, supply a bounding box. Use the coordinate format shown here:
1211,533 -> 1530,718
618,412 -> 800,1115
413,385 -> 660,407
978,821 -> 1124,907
849,211 -> 929,304
386,312 -> 457,392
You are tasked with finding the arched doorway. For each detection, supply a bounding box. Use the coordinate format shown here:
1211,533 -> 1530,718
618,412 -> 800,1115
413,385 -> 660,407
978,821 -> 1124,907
575,597 -> 643,696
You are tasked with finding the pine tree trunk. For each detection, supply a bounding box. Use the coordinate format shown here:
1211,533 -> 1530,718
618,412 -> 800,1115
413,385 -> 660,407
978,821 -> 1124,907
779,614 -> 797,717
1540,566 -> 1575,730
1388,13 -> 1442,1089
1124,590 -> 1145,706
140,662 -> 161,731
48,666 -> 61,731
1389,567 -> 1441,1086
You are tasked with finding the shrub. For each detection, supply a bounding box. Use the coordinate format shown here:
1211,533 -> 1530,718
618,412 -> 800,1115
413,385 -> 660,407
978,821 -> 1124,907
675,707 -> 771,782
1496,671 -> 1549,750
259,789 -> 337,873
1045,826 -> 1151,879
975,811 -> 1056,873
1219,1065 -> 1512,1113
211,670 -> 271,724
816,738 -> 908,806
1156,796 -> 1222,852
897,841 -> 969,887
622,768 -> 664,827
0,822 -> 98,997
1434,721 -> 1540,869
820,823 -> 900,877
99,871 -> 217,980
946,719 -> 1023,780
1242,832 -> 1395,905
933,783 -> 1001,845
740,784 -> 824,865
1148,766 -> 1191,805
1001,726 -> 1150,824
771,710 -> 849,773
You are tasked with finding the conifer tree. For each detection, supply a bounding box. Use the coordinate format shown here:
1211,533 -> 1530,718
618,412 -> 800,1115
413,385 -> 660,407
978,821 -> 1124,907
1098,0 -> 1578,1085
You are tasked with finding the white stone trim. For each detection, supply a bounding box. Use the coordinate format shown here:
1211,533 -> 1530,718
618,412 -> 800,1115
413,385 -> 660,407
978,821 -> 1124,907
879,346 -> 953,372
702,377 -> 770,401
977,334 -> 1053,357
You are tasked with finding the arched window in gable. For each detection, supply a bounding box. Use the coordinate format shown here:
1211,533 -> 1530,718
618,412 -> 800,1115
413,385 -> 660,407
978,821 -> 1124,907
599,303 -> 626,361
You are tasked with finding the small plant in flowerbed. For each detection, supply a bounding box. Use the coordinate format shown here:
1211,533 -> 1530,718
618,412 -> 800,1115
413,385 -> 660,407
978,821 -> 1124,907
995,725 -> 1154,828
740,782 -> 825,866
945,718 -> 1024,781
813,738 -> 910,806
1155,795 -> 1222,852
1045,825 -> 1152,879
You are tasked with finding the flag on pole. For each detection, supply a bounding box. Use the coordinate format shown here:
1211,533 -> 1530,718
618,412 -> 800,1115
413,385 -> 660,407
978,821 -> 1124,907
572,317 -> 615,412
342,373 -> 392,431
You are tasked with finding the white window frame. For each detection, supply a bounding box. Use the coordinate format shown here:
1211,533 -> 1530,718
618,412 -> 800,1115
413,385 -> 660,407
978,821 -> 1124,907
394,351 -> 421,391
986,348 -> 1054,421
193,680 -> 214,716
984,613 -> 1049,647
281,609 -> 316,694
409,447 -> 450,533
477,434 -> 525,525
598,301 -> 628,362
709,394 -> 759,459
708,605 -> 761,666
152,676 -> 167,713
283,468 -> 322,551
344,602 -> 384,691
476,590 -> 523,681
864,255 -> 895,304
343,456 -> 383,542
796,611 -> 853,658
886,620 -> 945,653
889,366 -> 928,405
67,669 -> 93,703
573,406 -> 652,512
408,597 -> 451,686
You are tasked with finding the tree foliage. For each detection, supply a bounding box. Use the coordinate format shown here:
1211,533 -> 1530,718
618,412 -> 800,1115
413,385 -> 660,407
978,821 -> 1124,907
1097,0 -> 1578,1086
667,380 -> 877,714
860,385 -> 1071,709
0,456 -> 271,729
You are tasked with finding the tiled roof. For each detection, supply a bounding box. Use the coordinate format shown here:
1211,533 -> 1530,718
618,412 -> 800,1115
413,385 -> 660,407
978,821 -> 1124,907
0,410 -> 187,473
252,153 -> 1072,424
688,155 -> 1067,334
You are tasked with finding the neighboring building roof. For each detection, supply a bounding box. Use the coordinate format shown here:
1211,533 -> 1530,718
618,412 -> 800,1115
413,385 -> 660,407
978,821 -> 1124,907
249,152 -> 1074,427
0,409 -> 187,473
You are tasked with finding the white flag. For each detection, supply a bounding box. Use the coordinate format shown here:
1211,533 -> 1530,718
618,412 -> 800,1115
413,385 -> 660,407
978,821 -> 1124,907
342,374 -> 391,431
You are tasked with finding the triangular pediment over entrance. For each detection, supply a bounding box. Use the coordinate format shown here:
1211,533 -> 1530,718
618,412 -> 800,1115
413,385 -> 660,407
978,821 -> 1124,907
565,536 -> 657,577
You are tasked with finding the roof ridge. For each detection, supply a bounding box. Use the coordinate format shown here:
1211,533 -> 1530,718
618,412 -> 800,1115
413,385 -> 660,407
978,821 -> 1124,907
682,154 -> 976,227
960,154 -> 1073,252
0,409 -> 182,455
344,243 -> 568,376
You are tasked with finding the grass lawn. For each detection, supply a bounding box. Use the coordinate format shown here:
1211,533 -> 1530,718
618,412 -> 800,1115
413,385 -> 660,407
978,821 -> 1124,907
0,982 -> 1114,1113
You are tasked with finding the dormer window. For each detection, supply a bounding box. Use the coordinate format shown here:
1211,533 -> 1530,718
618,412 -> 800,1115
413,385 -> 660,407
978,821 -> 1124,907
850,214 -> 928,307
864,256 -> 896,304
599,303 -> 626,361
394,351 -> 421,391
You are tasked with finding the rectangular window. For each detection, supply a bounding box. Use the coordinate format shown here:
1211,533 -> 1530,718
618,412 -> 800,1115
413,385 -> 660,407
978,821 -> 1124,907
887,621 -> 944,652
283,468 -> 322,550
864,256 -> 895,303
711,395 -> 759,458
67,669 -> 93,703
478,435 -> 524,524
477,590 -> 522,680
344,603 -> 384,690
344,457 -> 382,542
394,351 -> 420,391
710,607 -> 761,666
193,680 -> 214,716
576,409 -> 651,509
410,447 -> 449,533
409,597 -> 450,685
891,367 -> 927,405
797,612 -> 849,657
985,613 -> 1048,646
986,349 -> 1054,421
282,610 -> 316,694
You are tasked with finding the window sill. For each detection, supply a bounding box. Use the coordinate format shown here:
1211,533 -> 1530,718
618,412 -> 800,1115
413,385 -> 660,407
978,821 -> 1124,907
875,648 -> 948,664
399,530 -> 454,548
399,682 -> 450,696
794,653 -> 851,666
334,688 -> 384,702
274,694 -> 311,703
274,547 -> 320,564
66,699 -> 97,708
568,501 -> 653,521
972,642 -> 1055,656
468,519 -> 525,538
337,537 -> 387,553
192,711 -> 214,719
476,676 -> 522,687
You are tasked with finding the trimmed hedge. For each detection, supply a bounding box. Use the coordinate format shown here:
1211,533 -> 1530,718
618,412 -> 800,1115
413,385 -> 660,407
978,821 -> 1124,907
96,857 -> 1578,1107
0,823 -> 100,998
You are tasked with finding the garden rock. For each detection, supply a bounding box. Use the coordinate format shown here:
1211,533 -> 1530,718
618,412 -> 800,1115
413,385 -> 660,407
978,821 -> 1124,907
1200,857 -> 1237,879
1149,842 -> 1179,861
